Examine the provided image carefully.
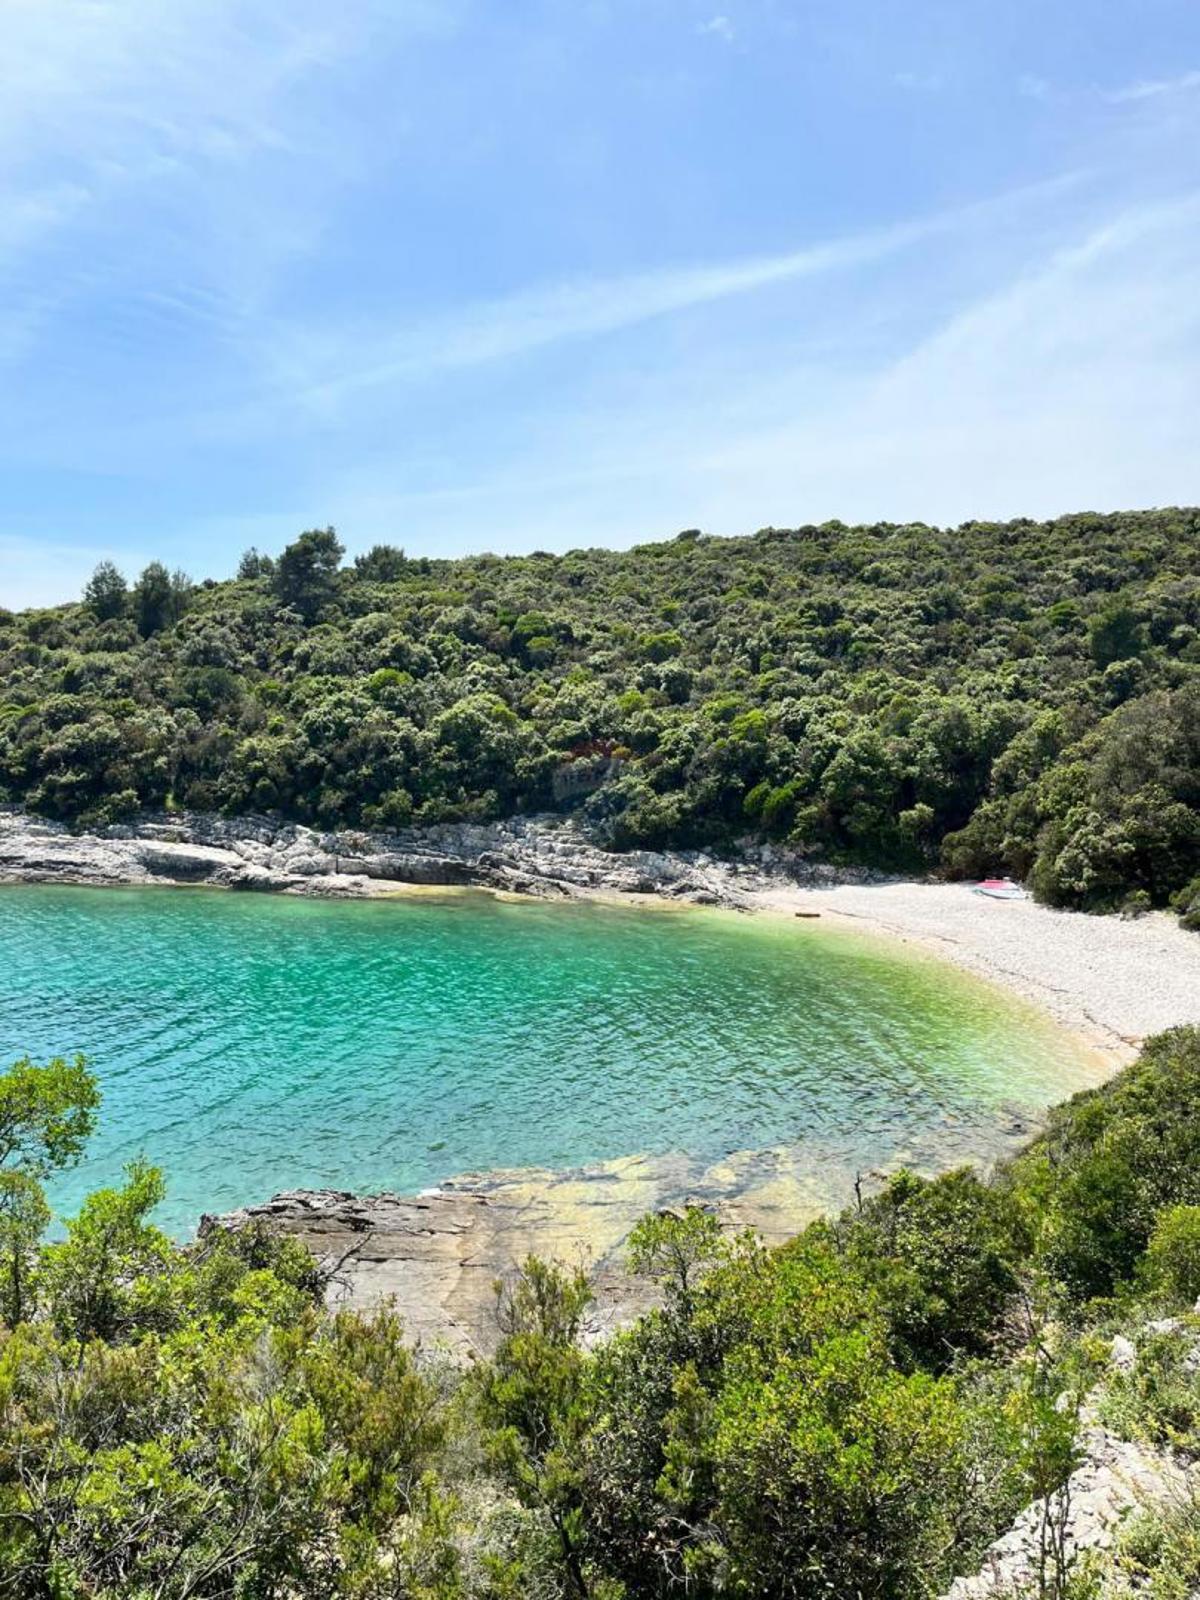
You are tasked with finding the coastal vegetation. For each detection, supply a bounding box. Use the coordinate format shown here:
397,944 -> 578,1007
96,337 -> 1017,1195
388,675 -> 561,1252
4,1026 -> 1200,1598
1,509 -> 1198,916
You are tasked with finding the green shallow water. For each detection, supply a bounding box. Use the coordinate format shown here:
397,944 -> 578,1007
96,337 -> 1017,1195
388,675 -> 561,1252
0,883 -> 1101,1233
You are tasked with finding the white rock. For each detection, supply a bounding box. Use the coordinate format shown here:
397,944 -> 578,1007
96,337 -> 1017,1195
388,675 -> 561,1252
943,1426 -> 1190,1598
1110,1334 -> 1138,1372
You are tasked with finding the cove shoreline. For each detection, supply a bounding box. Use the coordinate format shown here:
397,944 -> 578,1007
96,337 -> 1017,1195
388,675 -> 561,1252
5,806 -> 1199,1353
4,805 -> 1197,1068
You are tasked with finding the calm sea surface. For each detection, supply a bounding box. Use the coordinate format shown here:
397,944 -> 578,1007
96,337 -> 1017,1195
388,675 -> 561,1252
0,883 -> 1100,1232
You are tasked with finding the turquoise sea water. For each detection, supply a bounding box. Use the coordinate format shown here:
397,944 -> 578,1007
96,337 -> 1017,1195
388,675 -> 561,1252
0,884 -> 1101,1233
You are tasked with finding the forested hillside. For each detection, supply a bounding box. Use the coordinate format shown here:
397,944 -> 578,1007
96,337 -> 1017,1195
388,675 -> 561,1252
2,509 -> 1198,915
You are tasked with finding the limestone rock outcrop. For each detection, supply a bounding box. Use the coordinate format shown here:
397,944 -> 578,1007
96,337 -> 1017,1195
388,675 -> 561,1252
944,1425 -> 1189,1598
0,807 -> 861,906
202,1140 -> 877,1356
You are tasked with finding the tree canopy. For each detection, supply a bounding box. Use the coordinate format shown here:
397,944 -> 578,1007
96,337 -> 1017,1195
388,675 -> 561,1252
2,508 -> 1198,914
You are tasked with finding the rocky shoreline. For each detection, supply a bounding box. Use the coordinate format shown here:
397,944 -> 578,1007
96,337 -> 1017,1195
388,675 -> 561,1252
0,805 -> 862,907
5,807 -> 1193,1065
0,806 -> 898,1354
201,1111 -> 1045,1357
8,805 -> 1199,1354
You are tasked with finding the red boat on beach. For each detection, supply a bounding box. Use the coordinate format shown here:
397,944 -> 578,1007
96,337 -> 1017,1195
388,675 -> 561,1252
972,877 -> 1028,901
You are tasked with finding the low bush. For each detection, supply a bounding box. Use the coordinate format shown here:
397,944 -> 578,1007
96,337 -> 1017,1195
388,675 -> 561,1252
4,1027 -> 1200,1596
1005,1027 -> 1200,1304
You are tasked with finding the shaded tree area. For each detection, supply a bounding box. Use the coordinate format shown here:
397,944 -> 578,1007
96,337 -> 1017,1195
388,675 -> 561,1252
1,509 -> 1198,912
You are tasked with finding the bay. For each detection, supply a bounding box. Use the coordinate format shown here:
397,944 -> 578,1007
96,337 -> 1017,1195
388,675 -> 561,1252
0,883 -> 1101,1232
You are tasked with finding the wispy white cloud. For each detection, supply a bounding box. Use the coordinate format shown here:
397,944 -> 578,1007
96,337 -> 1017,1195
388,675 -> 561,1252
302,191 -> 1200,557
0,0 -> 454,152
0,0 -> 457,327
0,184 -> 93,262
2,2 -> 1198,600
673,193 -> 1200,529
276,173 -> 1082,415
288,231 -> 923,411
1104,69 -> 1200,104
697,16 -> 735,44
8,186 -> 1199,597
1,3 -> 339,183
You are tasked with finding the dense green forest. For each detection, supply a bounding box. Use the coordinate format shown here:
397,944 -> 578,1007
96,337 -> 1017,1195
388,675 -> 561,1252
2,509 -> 1199,917
3,1028 -> 1200,1598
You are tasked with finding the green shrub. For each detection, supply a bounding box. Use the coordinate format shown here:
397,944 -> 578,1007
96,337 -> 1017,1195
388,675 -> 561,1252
832,1166 -> 1029,1369
1099,1325 -> 1200,1455
1144,1205 -> 1200,1304
1172,875 -> 1200,931
1098,1496 -> 1200,1598
572,1215 -> 1017,1598
5,1032 -> 1200,1595
1006,1027 -> 1200,1303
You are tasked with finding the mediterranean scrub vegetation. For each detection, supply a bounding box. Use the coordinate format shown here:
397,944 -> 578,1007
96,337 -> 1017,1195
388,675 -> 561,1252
5,1027 -> 1200,1597
1,509 -> 1198,917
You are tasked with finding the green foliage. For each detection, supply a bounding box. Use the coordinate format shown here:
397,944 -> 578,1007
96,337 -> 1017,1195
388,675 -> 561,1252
1088,602 -> 1146,669
478,1258 -> 595,1597
571,1219 -> 1013,1597
1006,1027 -> 1200,1304
82,561 -> 129,622
237,545 -> 275,580
0,1057 -> 461,1598
0,1257 -> 458,1599
0,1171 -> 49,1327
3,510 -> 1197,914
832,1166 -> 1028,1369
1099,1323 -> 1200,1456
1077,1495 -> 1200,1598
273,525 -> 345,620
1172,874 -> 1200,931
355,543 -> 408,584
1025,687 -> 1200,910
712,1330 -> 970,1596
40,1157 -> 171,1341
0,1053 -> 100,1176
627,1205 -> 726,1316
132,561 -> 192,638
1142,1205 -> 1200,1303
6,1030 -> 1200,1595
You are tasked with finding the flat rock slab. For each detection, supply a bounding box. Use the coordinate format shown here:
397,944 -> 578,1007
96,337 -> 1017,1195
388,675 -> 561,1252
206,1109 -> 1050,1357
204,1145 -> 852,1356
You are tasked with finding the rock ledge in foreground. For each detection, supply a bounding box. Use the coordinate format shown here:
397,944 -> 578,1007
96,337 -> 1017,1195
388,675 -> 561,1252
200,1141 -> 866,1355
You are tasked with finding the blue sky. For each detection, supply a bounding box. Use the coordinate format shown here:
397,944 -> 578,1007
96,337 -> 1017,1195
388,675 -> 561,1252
3,0 -> 1200,607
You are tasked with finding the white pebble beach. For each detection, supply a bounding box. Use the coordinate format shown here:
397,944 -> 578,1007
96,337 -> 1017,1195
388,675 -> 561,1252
755,880 -> 1200,1069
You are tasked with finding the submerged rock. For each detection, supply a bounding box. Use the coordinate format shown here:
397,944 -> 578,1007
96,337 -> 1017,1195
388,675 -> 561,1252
200,1113 -> 1050,1358
201,1144 -> 862,1356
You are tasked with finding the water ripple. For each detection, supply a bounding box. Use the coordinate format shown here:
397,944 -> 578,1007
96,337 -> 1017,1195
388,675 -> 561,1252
0,884 -> 1098,1233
